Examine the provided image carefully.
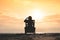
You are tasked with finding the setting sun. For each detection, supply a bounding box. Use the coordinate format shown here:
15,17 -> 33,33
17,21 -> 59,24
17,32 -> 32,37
31,9 -> 45,20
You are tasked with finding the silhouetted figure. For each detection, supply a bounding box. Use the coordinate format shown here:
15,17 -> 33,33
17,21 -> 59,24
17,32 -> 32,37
24,16 -> 35,34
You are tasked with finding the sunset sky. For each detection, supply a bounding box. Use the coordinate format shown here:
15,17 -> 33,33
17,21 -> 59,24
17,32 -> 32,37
0,0 -> 60,33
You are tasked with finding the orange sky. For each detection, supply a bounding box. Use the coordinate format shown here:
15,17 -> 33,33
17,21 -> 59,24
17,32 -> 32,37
0,0 -> 60,33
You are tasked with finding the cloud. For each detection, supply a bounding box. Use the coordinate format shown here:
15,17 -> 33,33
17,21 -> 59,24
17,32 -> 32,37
43,14 -> 60,23
0,14 -> 24,33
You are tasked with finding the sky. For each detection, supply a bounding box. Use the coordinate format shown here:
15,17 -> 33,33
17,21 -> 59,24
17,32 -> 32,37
0,0 -> 60,33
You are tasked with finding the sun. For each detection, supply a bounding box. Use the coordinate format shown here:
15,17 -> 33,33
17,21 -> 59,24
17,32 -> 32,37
31,9 -> 45,20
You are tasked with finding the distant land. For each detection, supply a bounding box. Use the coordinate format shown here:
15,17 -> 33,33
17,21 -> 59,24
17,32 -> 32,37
0,33 -> 60,40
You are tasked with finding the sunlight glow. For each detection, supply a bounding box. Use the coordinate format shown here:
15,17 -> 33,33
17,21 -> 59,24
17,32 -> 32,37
31,9 -> 45,20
